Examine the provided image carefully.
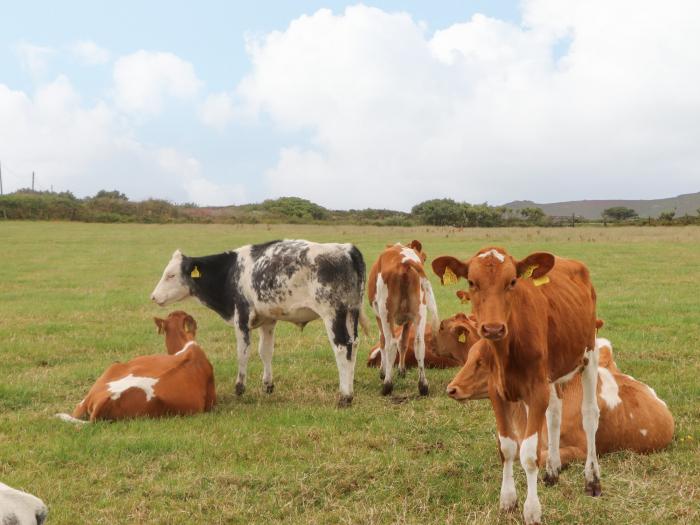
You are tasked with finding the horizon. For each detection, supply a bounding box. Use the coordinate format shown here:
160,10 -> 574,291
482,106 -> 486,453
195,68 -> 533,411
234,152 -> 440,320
1,1 -> 699,212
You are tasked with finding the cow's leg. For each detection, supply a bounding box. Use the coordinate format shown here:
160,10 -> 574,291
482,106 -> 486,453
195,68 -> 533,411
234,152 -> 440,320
414,302 -> 429,395
379,316 -> 398,396
543,383 -> 562,485
258,321 -> 276,393
582,346 -> 602,496
491,395 -> 518,513
398,322 -> 410,378
323,307 -> 359,407
234,322 -> 252,396
520,388 -> 548,525
376,316 -> 386,380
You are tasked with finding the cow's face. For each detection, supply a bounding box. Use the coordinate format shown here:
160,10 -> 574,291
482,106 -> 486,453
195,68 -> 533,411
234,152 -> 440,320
151,250 -> 192,306
435,313 -> 478,363
432,247 -> 554,341
446,340 -> 492,401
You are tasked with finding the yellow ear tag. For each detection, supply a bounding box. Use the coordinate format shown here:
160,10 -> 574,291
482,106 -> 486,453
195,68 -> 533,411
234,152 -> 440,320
191,266 -> 201,279
533,275 -> 550,287
443,267 -> 459,285
458,333 -> 467,343
521,264 -> 538,280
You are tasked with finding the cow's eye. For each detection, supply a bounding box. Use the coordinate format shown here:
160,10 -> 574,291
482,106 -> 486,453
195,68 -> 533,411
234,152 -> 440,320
166,273 -> 175,279
468,280 -> 476,289
508,278 -> 517,289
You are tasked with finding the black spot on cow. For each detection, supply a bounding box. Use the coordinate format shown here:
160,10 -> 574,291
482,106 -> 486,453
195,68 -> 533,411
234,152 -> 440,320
250,239 -> 281,260
2,513 -> 19,525
251,241 -> 310,303
313,246 -> 366,310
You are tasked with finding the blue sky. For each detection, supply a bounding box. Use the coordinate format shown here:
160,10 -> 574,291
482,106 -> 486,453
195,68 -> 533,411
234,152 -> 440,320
1,1 -> 698,209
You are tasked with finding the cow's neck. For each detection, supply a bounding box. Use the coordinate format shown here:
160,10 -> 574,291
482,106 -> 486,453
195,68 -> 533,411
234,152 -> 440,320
166,334 -> 195,354
188,252 -> 238,321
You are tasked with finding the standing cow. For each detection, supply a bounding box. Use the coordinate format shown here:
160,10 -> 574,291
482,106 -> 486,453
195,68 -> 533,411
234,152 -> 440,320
433,247 -> 600,525
151,239 -> 368,407
368,241 -> 439,395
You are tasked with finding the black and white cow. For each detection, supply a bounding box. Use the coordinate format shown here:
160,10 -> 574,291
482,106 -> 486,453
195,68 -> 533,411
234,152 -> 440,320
150,239 -> 368,406
0,482 -> 48,525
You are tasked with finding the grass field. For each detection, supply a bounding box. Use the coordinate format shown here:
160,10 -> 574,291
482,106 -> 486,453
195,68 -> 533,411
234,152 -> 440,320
1,222 -> 699,524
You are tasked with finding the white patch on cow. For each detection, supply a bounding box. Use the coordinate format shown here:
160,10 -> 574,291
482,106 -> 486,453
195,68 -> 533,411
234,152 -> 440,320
55,413 -> 87,425
630,412 -> 635,419
151,249 -> 192,306
0,482 -> 48,525
498,435 -> 518,511
175,340 -> 197,355
598,366 -> 622,410
369,347 -> 381,360
554,366 -> 580,385
477,249 -> 505,263
520,433 -> 541,525
596,337 -> 612,351
645,385 -> 668,407
640,428 -> 648,436
399,246 -> 421,264
107,374 -> 158,401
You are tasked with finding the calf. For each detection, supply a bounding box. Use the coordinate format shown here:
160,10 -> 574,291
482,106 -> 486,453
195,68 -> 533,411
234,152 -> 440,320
56,311 -> 215,423
433,247 -> 600,525
0,482 -> 48,525
368,241 -> 439,395
366,311 -> 480,369
151,240 -> 368,407
447,338 -> 674,462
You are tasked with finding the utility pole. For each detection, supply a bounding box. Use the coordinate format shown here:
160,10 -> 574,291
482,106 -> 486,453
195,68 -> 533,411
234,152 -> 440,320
32,171 -> 35,191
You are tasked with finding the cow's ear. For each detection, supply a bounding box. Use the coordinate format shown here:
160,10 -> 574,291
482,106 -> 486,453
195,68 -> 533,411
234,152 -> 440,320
154,317 -> 165,334
184,315 -> 197,335
455,290 -> 470,303
409,240 -> 423,253
432,256 -> 469,285
516,252 -> 555,279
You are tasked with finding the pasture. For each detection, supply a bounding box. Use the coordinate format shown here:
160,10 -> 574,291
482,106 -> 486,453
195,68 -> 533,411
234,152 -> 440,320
1,222 -> 699,524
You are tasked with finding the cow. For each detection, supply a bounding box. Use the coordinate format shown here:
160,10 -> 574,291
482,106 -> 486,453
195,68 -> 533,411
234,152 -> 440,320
367,240 -> 439,395
150,240 -> 368,407
56,311 -> 215,423
366,310 -> 480,369
433,247 -> 600,525
447,337 -> 674,463
0,482 -> 48,525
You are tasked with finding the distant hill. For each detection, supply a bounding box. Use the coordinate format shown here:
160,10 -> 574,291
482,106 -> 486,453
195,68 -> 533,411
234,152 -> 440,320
504,192 -> 700,219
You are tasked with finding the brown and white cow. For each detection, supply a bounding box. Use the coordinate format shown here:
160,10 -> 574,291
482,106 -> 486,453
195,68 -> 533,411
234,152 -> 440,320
433,247 -> 600,525
366,311 -> 480,369
447,338 -> 674,463
56,311 -> 215,423
368,241 -> 439,395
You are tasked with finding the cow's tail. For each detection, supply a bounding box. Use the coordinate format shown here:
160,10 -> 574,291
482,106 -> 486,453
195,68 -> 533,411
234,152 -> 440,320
424,279 -> 440,333
55,413 -> 88,425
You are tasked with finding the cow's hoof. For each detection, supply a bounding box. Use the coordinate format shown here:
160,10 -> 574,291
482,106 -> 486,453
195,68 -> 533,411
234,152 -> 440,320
264,383 -> 275,394
543,470 -> 559,486
418,382 -> 429,396
499,500 -> 518,513
381,382 -> 394,396
585,478 -> 602,497
337,395 -> 353,408
235,383 -> 245,396
379,369 -> 385,380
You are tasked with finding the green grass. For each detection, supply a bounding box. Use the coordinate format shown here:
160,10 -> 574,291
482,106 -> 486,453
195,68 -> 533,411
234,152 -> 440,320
1,222 -> 699,524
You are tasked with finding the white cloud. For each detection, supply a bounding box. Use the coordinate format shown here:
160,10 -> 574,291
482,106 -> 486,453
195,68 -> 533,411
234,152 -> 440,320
70,40 -> 111,65
112,50 -> 202,113
198,91 -> 236,130
15,41 -> 56,78
235,2 -> 700,210
0,77 -> 237,205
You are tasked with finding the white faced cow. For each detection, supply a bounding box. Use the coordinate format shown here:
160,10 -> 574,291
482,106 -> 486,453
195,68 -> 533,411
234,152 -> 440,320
151,239 -> 368,406
0,482 -> 48,525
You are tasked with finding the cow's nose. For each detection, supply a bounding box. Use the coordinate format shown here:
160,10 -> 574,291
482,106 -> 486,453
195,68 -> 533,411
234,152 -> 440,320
446,386 -> 459,398
481,323 -> 506,340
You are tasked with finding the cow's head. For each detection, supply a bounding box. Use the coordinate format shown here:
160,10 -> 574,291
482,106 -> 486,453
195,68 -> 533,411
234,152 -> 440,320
445,340 -> 492,401
151,250 -> 193,306
432,247 -> 555,341
407,240 -> 427,263
434,312 -> 479,363
154,310 -> 197,354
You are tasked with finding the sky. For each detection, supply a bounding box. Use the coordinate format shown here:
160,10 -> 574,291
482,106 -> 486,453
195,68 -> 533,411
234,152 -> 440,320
0,0 -> 698,210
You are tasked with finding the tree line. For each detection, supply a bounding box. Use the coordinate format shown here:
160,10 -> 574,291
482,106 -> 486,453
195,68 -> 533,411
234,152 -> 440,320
0,189 -> 694,227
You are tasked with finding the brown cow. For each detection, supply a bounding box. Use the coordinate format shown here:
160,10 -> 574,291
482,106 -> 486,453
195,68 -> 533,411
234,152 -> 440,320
56,311 -> 215,423
447,338 -> 674,463
433,247 -> 600,525
368,240 -> 439,395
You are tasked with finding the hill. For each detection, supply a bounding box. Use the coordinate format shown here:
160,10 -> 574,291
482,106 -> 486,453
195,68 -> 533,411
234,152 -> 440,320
504,192 -> 700,219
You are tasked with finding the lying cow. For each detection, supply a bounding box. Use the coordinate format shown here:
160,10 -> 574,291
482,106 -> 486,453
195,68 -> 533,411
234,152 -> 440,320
56,311 -> 215,423
151,240 -> 368,407
447,338 -> 674,462
0,481 -> 48,525
368,240 -> 439,395
366,311 -> 479,369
